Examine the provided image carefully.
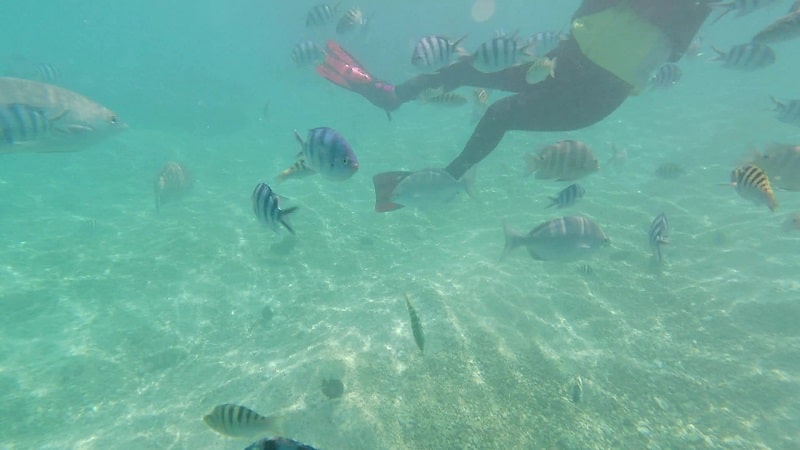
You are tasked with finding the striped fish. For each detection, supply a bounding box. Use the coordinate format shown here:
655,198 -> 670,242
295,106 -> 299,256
547,183 -> 585,209
711,43 -> 775,71
752,10 -> 800,44
729,164 -> 778,211
525,57 -> 557,85
305,2 -> 339,27
769,96 -> 800,126
336,7 -> 368,35
291,40 -> 326,67
411,35 -> 467,71
0,77 -> 125,153
502,215 -> 609,262
154,161 -> 192,213
404,293 -> 425,353
474,88 -> 489,107
649,63 -> 682,89
252,182 -> 298,234
278,127 -> 359,182
526,31 -> 569,57
524,140 -> 599,181
416,88 -> 468,106
471,34 -> 533,73
245,437 -> 318,450
791,0 -> 800,13
709,0 -> 781,23
202,404 -> 281,438
648,213 -> 669,263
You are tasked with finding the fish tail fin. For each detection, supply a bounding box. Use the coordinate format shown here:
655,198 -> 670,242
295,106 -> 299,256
709,45 -> 726,61
501,220 -> 525,260
460,167 -> 479,201
277,160 -> 314,183
523,153 -> 538,176
372,171 -> 410,212
546,196 -> 558,208
452,33 -> 469,53
279,206 -> 299,235
266,414 -> 286,435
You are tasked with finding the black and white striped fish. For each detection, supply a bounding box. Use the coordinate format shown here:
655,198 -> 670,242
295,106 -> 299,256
711,43 -> 775,71
416,88 -> 469,106
291,40 -> 326,67
252,182 -> 298,234
729,164 -> 778,211
752,9 -> 800,44
336,7 -> 368,35
471,34 -> 533,73
305,2 -> 339,27
769,96 -> 800,126
411,35 -> 467,71
709,0 -> 781,23
547,183 -> 585,209
648,213 -> 669,263
245,437 -> 319,450
0,103 -> 57,145
649,63 -> 682,89
278,127 -> 359,182
526,31 -> 569,57
203,404 -> 281,438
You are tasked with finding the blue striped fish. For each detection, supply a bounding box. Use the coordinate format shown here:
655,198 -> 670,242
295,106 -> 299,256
411,35 -> 467,71
769,96 -> 800,126
471,34 -> 533,73
278,127 -> 359,182
0,77 -> 125,153
648,213 -> 669,263
546,183 -> 585,209
306,2 -> 339,27
252,182 -> 298,234
711,43 -> 775,71
291,40 -> 326,67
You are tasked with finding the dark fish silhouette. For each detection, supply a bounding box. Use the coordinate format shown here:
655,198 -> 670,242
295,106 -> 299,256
404,293 -> 425,353
245,436 -> 318,450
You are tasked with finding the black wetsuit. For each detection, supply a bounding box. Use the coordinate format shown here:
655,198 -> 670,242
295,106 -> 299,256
387,0 -> 711,179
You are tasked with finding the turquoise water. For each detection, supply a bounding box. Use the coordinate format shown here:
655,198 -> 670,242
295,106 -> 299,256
2,1 -> 800,449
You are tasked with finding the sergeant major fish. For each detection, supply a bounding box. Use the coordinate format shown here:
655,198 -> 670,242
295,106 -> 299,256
306,2 -> 340,27
747,142 -> 800,191
471,33 -> 534,73
411,35 -> 468,72
648,213 -> 669,263
525,57 -> 557,85
336,7 -> 368,35
291,40 -> 326,67
277,127 -> 359,182
154,161 -> 192,213
769,96 -> 800,127
546,183 -> 584,209
203,403 -> 281,438
502,215 -> 609,262
709,0 -> 782,24
727,164 -> 777,211
252,182 -> 298,234
524,140 -> 599,181
711,43 -> 775,71
648,63 -> 682,89
0,77 -> 125,153
372,168 -> 476,212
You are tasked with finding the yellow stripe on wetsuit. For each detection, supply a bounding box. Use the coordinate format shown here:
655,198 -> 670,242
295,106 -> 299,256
571,3 -> 672,91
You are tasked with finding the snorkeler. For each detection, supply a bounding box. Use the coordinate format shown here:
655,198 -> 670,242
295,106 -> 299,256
316,0 -> 712,181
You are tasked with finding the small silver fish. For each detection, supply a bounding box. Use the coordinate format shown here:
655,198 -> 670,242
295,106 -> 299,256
570,376 -> 583,403
752,10 -> 800,44
404,293 -> 425,353
372,168 -> 476,212
648,213 -> 669,263
203,404 -> 281,438
546,183 -> 584,209
154,161 -> 192,213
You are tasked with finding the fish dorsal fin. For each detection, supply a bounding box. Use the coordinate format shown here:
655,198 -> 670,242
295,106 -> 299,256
293,129 -> 305,147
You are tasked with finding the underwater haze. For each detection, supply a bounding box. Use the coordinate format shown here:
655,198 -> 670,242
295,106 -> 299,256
2,0 -> 800,449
